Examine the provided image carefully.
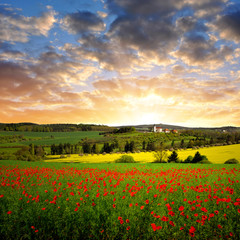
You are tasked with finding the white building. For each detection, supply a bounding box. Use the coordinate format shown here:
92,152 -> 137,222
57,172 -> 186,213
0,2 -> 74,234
153,125 -> 163,132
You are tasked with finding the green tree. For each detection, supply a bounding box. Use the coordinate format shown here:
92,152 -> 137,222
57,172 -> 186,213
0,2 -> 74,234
129,141 -> 135,152
29,143 -> 35,156
142,140 -> 146,150
125,141 -> 130,152
187,140 -> 194,148
82,142 -> 91,153
168,151 -> 179,163
91,143 -> 97,154
191,151 -> 202,163
191,151 -> 208,163
153,144 -> 168,163
180,139 -> 185,148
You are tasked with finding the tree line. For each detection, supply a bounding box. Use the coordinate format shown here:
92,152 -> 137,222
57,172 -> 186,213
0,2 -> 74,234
0,123 -> 115,132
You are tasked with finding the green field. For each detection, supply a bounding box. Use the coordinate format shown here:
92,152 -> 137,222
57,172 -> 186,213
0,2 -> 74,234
0,161 -> 239,239
0,131 -> 103,146
44,144 -> 240,164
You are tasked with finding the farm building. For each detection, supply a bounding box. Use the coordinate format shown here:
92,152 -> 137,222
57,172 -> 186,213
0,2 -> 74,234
153,125 -> 162,132
153,125 -> 178,133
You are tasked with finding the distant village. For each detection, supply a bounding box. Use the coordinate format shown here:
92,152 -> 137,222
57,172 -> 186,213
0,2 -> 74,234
153,125 -> 178,133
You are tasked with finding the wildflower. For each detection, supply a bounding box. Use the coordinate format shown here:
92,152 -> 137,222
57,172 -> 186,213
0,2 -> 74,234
42,208 -> 46,210
189,226 -> 196,237
161,216 -> 169,222
218,225 -> 222,229
169,221 -> 175,227
151,223 -> 157,231
151,223 -> 162,231
113,204 -> 116,208
209,213 -> 214,218
7,211 -> 12,214
179,206 -> 184,211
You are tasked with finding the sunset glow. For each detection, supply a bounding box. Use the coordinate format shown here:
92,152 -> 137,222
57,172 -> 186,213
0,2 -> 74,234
1,0 -> 240,127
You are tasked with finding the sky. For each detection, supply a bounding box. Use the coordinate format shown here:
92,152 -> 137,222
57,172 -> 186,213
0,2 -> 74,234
0,0 -> 240,127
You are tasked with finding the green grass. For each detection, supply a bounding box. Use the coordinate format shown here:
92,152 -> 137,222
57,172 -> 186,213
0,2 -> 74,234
0,131 -> 103,146
0,147 -> 21,154
0,161 -> 239,239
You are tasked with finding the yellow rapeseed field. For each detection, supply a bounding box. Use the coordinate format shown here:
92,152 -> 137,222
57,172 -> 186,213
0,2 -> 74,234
44,144 -> 240,164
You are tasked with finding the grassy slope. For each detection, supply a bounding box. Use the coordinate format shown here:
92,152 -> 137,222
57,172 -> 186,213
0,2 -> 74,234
0,131 -> 103,146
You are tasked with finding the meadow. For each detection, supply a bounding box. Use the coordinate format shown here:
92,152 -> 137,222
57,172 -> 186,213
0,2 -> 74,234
0,131 -> 103,147
0,161 -> 239,239
44,144 -> 240,164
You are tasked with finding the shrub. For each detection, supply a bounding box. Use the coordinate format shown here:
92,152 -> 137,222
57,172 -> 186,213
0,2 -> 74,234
191,151 -> 208,163
168,150 -> 179,163
115,155 -> 136,163
199,159 -> 212,164
224,158 -> 239,164
153,149 -> 168,163
184,155 -> 193,163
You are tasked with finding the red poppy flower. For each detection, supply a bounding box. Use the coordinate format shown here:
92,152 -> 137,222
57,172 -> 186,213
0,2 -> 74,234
179,206 -> 184,211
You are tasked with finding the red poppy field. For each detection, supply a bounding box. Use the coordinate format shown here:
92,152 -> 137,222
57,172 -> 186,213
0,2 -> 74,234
0,161 -> 240,239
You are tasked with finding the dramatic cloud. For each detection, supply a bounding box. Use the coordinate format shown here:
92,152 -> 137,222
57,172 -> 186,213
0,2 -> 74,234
173,34 -> 234,69
0,5 -> 56,43
0,0 -> 240,127
213,11 -> 240,43
62,11 -> 105,34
